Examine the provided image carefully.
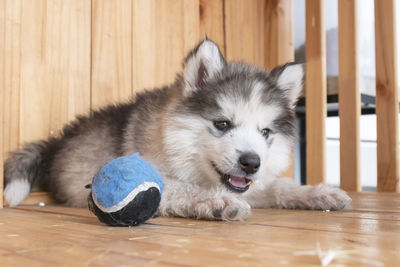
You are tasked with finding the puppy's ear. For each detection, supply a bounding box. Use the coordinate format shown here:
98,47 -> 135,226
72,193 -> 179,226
270,63 -> 304,106
183,39 -> 226,96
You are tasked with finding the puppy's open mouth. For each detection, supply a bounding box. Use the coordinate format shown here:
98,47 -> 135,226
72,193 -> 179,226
211,162 -> 252,193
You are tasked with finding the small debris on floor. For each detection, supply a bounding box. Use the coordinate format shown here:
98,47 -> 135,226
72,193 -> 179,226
128,236 -> 148,241
7,234 -> 19,237
293,242 -> 384,267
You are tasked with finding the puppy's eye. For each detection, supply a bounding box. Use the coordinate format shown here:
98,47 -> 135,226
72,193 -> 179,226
213,120 -> 231,131
261,128 -> 271,139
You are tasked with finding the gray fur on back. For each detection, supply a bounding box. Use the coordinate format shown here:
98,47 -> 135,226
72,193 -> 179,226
4,83 -> 182,207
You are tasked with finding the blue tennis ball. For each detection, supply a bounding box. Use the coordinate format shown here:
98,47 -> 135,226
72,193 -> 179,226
88,153 -> 163,226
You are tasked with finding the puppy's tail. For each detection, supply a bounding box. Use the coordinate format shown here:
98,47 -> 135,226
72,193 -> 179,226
3,140 -> 53,206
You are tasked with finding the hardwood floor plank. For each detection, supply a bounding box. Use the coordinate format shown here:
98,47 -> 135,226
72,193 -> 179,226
12,205 -> 94,218
2,193 -> 400,266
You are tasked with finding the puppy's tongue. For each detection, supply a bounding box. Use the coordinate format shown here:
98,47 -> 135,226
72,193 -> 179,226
229,176 -> 247,188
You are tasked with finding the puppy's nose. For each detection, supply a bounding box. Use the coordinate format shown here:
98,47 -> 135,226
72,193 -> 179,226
239,152 -> 260,174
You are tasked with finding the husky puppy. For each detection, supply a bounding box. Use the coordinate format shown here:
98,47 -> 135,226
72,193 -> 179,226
4,39 -> 351,221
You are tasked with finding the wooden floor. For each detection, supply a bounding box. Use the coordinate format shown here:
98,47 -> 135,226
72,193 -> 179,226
1,193 -> 400,266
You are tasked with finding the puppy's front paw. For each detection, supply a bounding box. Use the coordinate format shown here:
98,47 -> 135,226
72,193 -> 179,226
307,184 -> 352,210
194,195 -> 251,221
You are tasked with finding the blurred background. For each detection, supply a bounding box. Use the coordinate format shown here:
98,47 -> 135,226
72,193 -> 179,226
293,0 -> 400,191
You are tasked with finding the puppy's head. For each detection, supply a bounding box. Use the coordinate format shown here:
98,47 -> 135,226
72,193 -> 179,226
165,39 -> 304,192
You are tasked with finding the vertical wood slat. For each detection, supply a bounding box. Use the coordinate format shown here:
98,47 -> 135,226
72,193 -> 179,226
264,0 -> 294,70
1,0 -> 21,161
338,0 -> 361,192
199,0 -> 225,54
0,0 -> 4,208
183,0 -> 201,55
224,0 -> 294,69
19,0 -> 91,143
1,0 -> 24,206
19,0 -> 46,142
132,0 -> 200,93
305,0 -> 327,185
91,0 -> 132,108
374,0 -> 399,192
224,0 -> 266,66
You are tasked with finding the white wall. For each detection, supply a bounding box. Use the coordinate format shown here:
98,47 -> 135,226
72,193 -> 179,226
326,116 -> 378,189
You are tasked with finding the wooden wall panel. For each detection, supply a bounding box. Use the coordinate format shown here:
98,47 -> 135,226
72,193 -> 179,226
374,0 -> 399,192
305,0 -> 326,185
224,0 -> 266,66
19,0 -> 91,143
132,0 -> 200,93
199,0 -> 225,53
19,0 -> 47,143
338,0 -> 361,192
183,0 -> 201,53
0,0 -> 4,208
1,0 -> 21,160
264,0 -> 294,69
225,0 -> 294,68
91,0 -> 133,108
